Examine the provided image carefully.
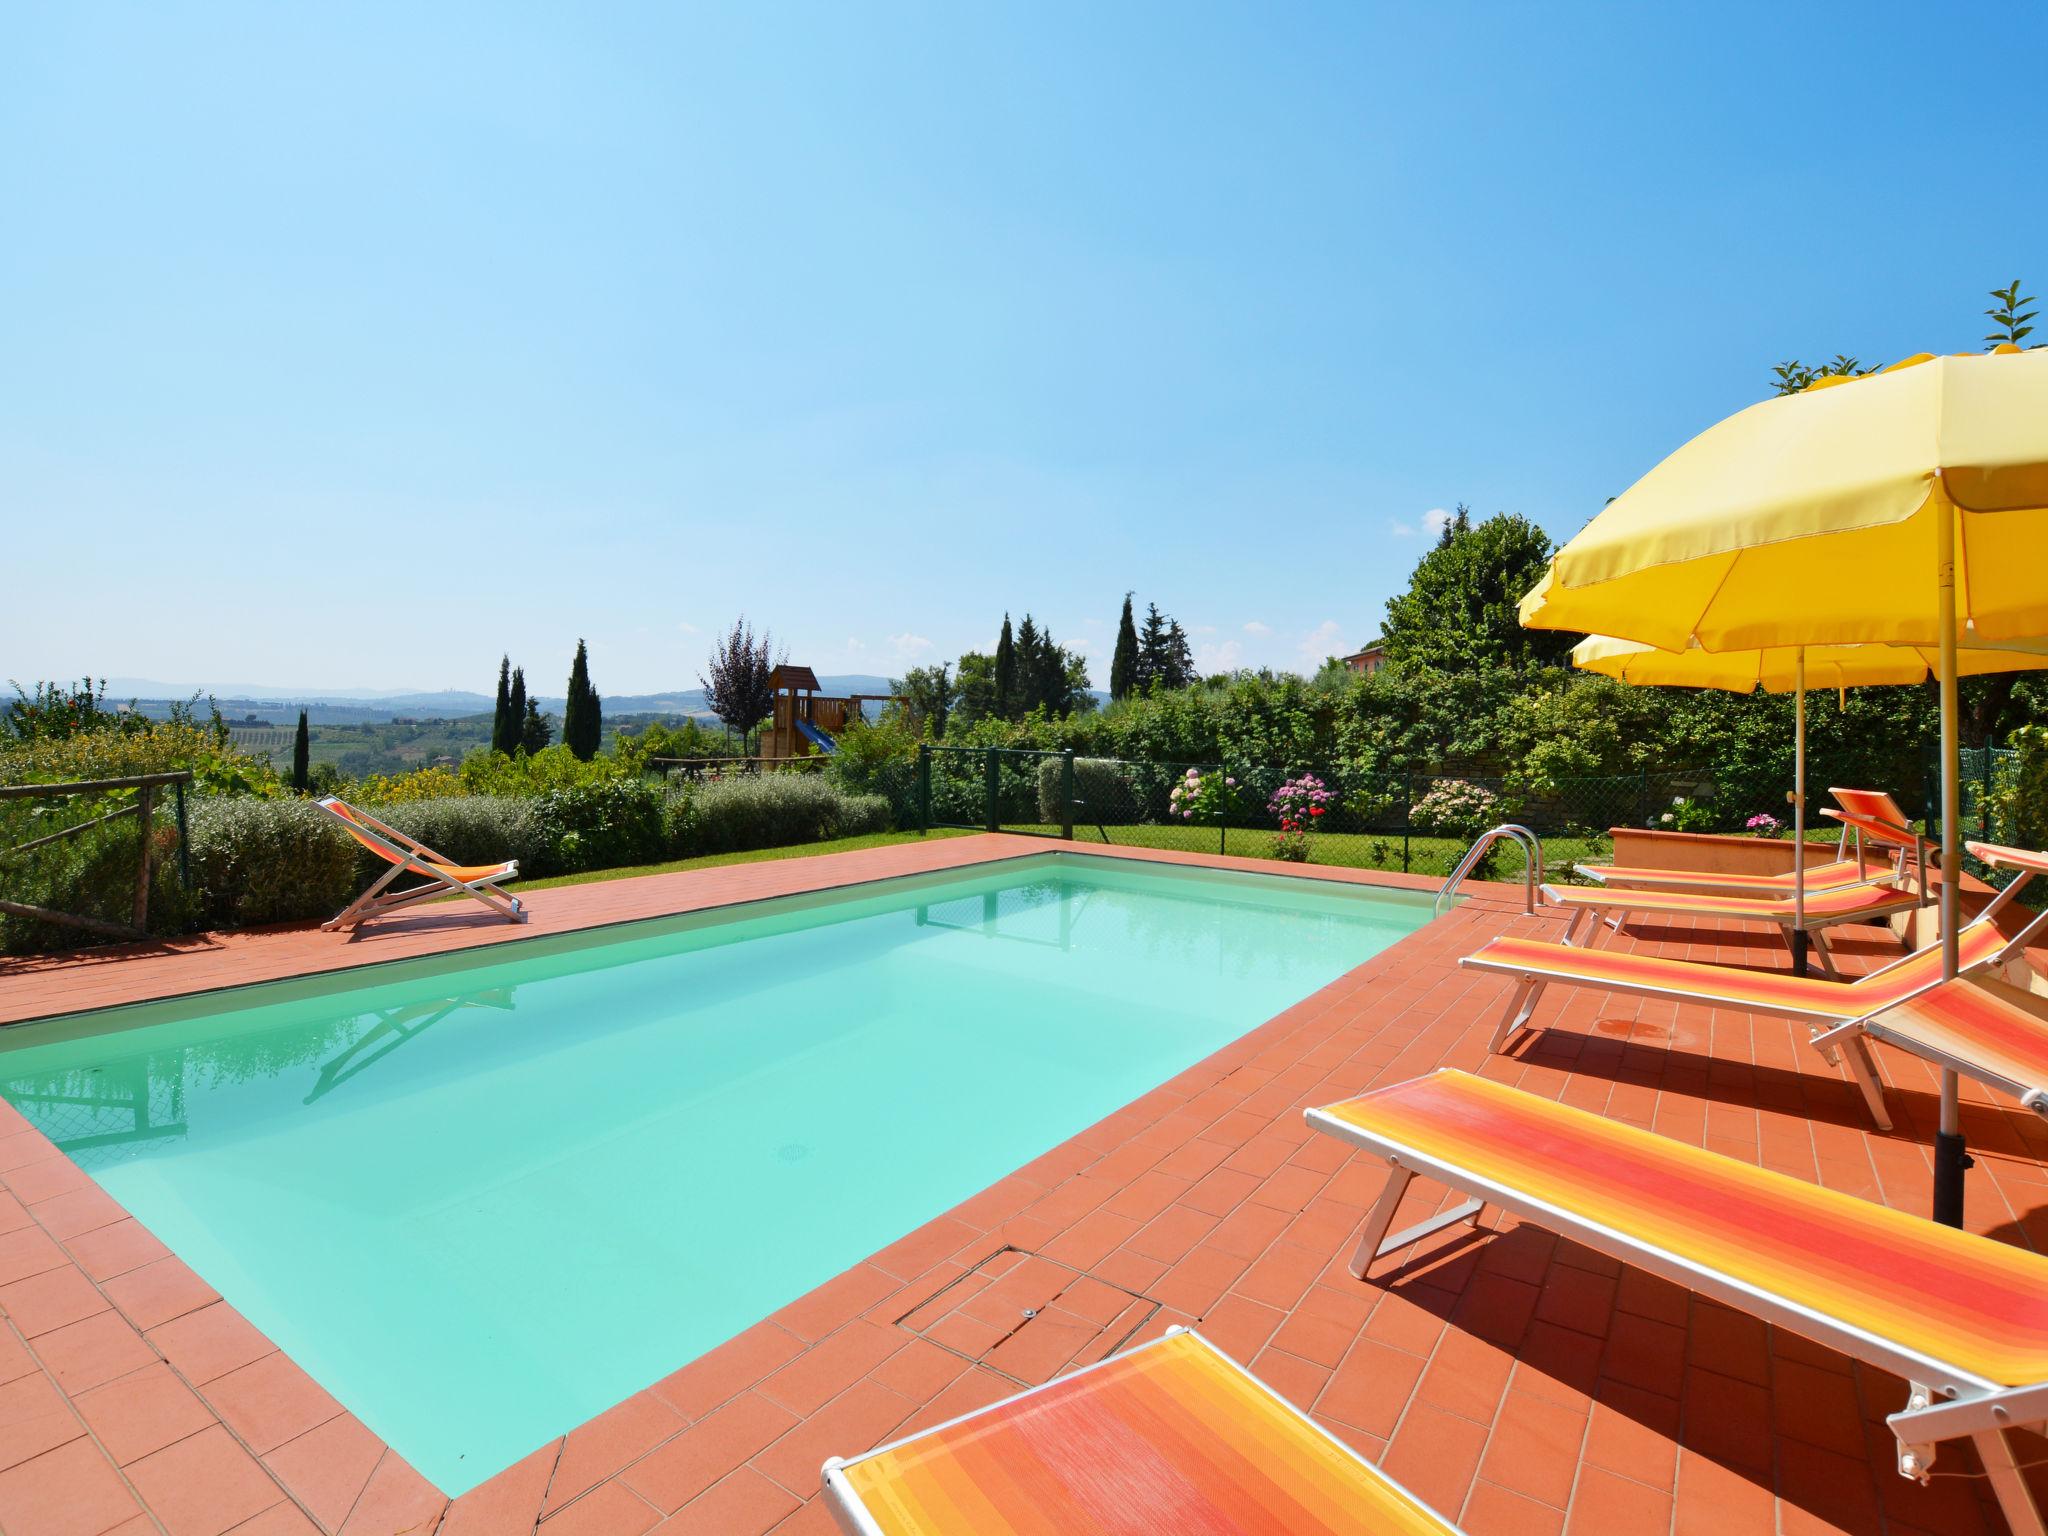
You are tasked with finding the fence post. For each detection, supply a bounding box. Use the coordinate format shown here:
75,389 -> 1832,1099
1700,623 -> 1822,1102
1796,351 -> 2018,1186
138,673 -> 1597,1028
1060,750 -> 1075,841
916,745 -> 931,835
1983,739 -> 1994,841
131,783 -> 155,932
1402,770 -> 1411,873
174,777 -> 190,887
984,750 -> 1000,832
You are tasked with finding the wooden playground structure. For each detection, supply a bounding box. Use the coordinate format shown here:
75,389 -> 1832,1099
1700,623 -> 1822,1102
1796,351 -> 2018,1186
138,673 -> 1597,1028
760,665 -> 901,760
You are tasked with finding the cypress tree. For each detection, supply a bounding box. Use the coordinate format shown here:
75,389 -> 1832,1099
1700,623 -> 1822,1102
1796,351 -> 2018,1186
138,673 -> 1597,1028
1136,603 -> 1170,693
507,667 -> 529,754
1109,593 -> 1139,702
994,615 -> 1016,720
1014,615 -> 1042,715
563,639 -> 601,760
290,710 -> 310,792
491,656 -> 513,754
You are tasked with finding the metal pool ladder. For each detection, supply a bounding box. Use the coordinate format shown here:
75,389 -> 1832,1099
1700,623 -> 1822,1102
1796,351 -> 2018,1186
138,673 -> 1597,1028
1436,824 -> 1544,916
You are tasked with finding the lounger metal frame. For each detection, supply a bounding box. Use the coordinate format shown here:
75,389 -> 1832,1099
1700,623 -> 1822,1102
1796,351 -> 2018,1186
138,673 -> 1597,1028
819,1326 -> 1460,1535
316,797 -> 527,931
1470,876 -> 2048,1130
1543,877 -> 1921,980
1304,1102 -> 2048,1535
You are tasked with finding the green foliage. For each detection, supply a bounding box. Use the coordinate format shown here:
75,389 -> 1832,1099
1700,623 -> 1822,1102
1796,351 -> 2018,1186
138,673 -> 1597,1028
0,806 -> 198,953
827,718 -> 921,825
354,765 -> 469,803
1408,778 -> 1507,842
1035,756 -> 1127,822
894,664 -> 954,739
529,780 -> 664,871
365,796 -> 551,877
186,798 -> 359,928
492,656 -> 515,756
1769,355 -> 1871,395
1110,594 -> 1139,702
953,652 -> 997,729
994,615 -> 1016,719
563,639 -> 602,760
612,717 -> 733,772
0,716 -> 281,799
6,678 -> 117,742
1380,513 -> 1573,673
687,774 -> 890,854
1985,279 -> 2037,348
290,711 -> 310,793
457,743 -> 632,797
2010,726 -> 2048,852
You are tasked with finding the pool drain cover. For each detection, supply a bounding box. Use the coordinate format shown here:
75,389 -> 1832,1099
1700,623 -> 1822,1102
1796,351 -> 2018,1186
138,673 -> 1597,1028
892,1245 -> 1160,1386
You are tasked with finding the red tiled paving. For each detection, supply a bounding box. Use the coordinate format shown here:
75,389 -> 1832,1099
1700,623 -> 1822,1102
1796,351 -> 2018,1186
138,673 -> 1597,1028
0,833 -> 2045,1532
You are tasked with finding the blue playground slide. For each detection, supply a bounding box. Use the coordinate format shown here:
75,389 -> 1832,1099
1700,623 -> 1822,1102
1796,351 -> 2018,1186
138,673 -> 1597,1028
795,718 -> 837,754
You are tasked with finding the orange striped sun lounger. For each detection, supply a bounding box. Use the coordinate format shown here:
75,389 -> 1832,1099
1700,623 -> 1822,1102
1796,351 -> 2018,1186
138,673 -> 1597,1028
1539,877 -> 1921,978
1572,854 -> 1883,899
821,1328 -> 1462,1535
1461,916 -> 2022,1129
1305,1070 -> 2048,1535
1824,786 -> 1937,892
316,797 -> 526,932
1803,842 -> 2048,1124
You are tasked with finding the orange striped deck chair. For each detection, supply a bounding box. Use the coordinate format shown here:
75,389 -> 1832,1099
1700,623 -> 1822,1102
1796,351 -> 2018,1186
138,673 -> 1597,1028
822,1327 -> 1462,1535
1306,1070 -> 2048,1535
316,797 -> 526,932
1824,786 -> 1937,895
1574,817 -> 1901,898
1806,843 -> 2048,1126
1539,877 -> 1921,977
1463,855 -> 2048,1128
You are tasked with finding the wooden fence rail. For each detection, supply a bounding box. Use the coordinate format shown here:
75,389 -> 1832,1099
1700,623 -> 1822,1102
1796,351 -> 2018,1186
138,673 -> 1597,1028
0,770 -> 193,942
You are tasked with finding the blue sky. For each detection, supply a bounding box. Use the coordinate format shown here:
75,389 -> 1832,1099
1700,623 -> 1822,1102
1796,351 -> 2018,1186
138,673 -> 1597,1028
5,3 -> 2045,697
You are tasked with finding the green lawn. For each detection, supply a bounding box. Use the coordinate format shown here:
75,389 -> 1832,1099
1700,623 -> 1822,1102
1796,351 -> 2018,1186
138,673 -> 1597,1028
507,828 -> 973,894
988,822 -> 1605,882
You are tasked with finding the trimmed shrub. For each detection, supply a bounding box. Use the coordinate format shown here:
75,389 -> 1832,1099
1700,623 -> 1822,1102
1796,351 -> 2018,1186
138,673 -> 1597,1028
525,781 -> 664,873
188,797 -> 359,928
373,796 -> 551,878
689,775 -> 889,855
0,813 -> 199,954
1035,757 -> 1129,823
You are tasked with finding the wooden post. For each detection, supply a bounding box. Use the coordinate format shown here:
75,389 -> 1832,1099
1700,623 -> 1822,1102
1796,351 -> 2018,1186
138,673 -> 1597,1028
131,783 -> 155,932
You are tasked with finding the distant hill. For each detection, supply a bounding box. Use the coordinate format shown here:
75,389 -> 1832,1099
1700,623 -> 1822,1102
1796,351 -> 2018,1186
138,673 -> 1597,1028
106,675 -> 902,726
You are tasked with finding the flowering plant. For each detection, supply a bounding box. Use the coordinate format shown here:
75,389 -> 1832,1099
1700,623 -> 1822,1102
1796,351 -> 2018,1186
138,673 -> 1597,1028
1658,795 -> 1716,833
1744,812 -> 1782,838
1408,778 -> 1503,842
1167,767 -> 1239,825
1270,773 -> 1334,861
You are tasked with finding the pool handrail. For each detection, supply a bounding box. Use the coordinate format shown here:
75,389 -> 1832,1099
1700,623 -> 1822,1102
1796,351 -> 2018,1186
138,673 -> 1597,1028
1436,824 -> 1542,916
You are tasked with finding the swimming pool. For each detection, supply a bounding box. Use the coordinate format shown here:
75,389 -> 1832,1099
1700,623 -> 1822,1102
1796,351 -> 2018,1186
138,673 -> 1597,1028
0,852 -> 1433,1494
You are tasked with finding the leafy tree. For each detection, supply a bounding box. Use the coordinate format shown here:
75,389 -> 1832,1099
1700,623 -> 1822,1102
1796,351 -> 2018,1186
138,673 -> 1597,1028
994,615 -> 1016,720
1381,511 -> 1574,674
1013,616 -> 1043,714
894,663 -> 954,738
1161,619 -> 1195,690
1135,603 -> 1169,692
507,668 -> 529,753
700,617 -> 779,749
1436,503 -> 1471,549
1986,279 -> 2037,347
491,656 -> 514,754
519,694 -> 551,754
1110,593 -> 1139,701
562,639 -> 602,760
290,710 -> 310,792
953,652 -> 997,730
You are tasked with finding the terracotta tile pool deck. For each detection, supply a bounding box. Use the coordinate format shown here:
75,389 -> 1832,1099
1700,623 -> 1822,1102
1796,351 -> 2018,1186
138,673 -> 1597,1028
0,833 -> 2044,1534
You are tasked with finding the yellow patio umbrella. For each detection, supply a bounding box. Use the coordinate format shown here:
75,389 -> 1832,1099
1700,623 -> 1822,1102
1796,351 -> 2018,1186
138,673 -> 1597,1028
1526,345 -> 2048,1225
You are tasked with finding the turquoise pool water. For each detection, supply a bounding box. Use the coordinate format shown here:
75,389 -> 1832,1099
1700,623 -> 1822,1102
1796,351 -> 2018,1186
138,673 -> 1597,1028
0,853 -> 1432,1494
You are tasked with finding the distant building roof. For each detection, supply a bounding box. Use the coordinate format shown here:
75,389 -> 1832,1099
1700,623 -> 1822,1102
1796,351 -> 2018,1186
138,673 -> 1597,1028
769,664 -> 822,692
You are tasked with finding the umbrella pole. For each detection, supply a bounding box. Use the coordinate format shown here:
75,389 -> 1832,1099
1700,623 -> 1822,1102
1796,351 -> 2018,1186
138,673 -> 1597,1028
1933,498 -> 1970,1228
1791,651 -> 1808,976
